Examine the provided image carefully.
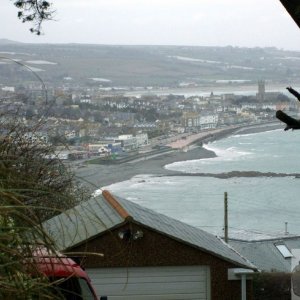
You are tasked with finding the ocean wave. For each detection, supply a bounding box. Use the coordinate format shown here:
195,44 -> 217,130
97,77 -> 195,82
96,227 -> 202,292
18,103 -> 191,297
232,133 -> 259,138
165,142 -> 254,173
165,161 -> 203,173
98,130 -> 300,237
204,144 -> 252,159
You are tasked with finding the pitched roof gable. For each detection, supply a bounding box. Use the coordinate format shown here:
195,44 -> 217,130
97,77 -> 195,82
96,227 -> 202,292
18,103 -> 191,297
102,190 -> 131,220
116,194 -> 255,269
44,190 -> 254,269
43,192 -> 126,249
230,236 -> 300,272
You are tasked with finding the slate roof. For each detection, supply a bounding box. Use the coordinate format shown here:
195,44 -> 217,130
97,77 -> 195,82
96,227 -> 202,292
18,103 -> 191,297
44,190 -> 255,269
43,194 -> 125,250
230,236 -> 300,272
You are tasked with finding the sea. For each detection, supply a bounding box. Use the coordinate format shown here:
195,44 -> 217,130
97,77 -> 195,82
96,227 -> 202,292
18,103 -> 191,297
106,129 -> 300,240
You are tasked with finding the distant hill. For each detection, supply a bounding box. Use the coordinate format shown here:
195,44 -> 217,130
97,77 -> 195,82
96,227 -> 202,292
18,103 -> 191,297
0,41 -> 300,87
0,39 -> 23,45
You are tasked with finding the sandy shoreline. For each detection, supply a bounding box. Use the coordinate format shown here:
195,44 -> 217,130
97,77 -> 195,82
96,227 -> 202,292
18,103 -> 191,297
75,122 -> 282,190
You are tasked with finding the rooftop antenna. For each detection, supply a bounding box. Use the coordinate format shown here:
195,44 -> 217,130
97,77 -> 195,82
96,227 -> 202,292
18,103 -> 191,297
285,222 -> 289,235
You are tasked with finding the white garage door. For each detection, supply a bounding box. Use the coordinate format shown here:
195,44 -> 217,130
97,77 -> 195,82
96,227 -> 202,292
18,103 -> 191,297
87,265 -> 211,300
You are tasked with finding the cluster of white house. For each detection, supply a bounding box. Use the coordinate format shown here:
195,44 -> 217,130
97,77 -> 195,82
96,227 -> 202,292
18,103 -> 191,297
53,133 -> 149,160
16,131 -> 149,160
87,133 -> 149,154
182,111 -> 219,129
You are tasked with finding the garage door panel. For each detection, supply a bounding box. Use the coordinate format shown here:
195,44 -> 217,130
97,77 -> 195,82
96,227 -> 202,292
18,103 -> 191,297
89,274 -> 207,285
88,266 -> 207,276
87,266 -> 210,300
92,281 -> 207,294
104,293 -> 207,300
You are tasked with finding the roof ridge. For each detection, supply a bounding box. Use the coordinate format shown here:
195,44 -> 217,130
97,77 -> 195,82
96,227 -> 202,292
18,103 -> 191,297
102,190 -> 132,220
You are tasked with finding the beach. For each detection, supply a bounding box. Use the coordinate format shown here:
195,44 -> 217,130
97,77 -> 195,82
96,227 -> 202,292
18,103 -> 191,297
75,146 -> 215,189
75,122 -> 282,191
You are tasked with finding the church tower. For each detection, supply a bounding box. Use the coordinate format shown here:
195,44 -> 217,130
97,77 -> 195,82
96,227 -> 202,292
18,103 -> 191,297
257,80 -> 265,101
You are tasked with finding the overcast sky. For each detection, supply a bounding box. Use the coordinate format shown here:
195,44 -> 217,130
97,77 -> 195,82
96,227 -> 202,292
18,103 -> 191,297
2,0 -> 300,50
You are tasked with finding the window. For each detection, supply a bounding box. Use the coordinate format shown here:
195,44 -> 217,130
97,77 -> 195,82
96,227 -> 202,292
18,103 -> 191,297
275,244 -> 293,258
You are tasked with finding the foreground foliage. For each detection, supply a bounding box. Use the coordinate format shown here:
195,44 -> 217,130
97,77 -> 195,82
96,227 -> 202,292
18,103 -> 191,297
0,120 -> 89,221
0,119 -> 89,298
253,272 -> 291,300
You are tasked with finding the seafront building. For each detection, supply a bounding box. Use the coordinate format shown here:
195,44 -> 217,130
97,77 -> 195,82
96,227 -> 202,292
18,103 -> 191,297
0,80 -> 294,161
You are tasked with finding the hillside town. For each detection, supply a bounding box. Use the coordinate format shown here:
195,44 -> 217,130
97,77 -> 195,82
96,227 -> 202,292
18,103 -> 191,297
3,0 -> 300,299
0,80 -> 294,161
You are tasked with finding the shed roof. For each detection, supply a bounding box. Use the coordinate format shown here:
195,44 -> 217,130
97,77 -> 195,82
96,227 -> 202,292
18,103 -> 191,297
44,190 -> 255,269
230,236 -> 300,272
43,193 -> 126,250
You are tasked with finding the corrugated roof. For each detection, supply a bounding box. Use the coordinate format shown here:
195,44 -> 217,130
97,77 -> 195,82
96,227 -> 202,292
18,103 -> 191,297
116,194 -> 255,269
230,236 -> 300,272
44,190 -> 254,269
43,194 -> 125,249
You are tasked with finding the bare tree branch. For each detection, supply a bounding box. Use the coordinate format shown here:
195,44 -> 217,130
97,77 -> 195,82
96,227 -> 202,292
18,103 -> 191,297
13,0 -> 55,35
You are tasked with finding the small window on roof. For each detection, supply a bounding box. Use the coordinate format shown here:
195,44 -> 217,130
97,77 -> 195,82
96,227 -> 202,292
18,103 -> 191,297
275,244 -> 293,258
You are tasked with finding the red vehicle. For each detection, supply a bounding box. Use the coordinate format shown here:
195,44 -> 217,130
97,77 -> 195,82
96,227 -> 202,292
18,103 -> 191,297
33,253 -> 98,300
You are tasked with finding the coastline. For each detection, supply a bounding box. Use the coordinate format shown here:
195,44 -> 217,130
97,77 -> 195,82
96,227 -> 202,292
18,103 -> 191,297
75,122 -> 283,191
75,146 -> 216,190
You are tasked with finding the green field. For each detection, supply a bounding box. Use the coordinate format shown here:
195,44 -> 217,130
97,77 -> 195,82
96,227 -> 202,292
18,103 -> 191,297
1,40 -> 300,86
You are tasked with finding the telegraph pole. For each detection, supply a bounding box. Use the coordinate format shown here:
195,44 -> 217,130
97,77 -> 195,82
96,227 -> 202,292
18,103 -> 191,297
224,192 -> 228,243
